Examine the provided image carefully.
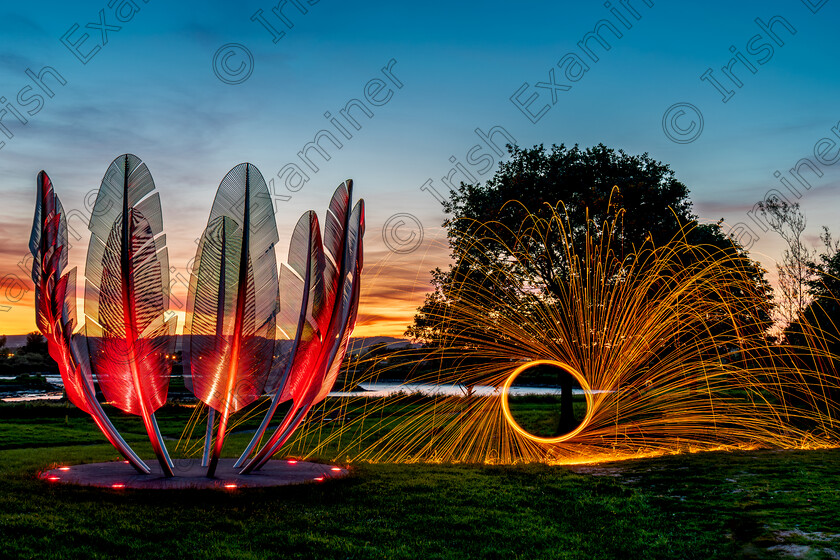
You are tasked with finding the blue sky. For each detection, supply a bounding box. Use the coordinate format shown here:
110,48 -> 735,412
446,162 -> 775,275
2,0 -> 839,335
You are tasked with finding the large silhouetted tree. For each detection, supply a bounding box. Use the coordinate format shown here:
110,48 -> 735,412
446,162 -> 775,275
409,144 -> 771,341
407,144 -> 774,431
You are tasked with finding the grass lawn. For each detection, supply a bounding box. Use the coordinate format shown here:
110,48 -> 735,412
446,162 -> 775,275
507,395 -> 589,438
1,402 -> 839,559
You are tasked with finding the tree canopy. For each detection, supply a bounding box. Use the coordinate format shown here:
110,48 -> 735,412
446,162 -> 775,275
20,333 -> 48,356
786,240 -> 840,355
443,144 -> 694,256
408,144 -> 773,345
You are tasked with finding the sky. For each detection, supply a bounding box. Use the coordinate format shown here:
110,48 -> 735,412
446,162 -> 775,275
1,0 -> 839,338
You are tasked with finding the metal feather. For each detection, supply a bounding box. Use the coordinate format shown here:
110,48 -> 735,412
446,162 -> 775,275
31,170 -> 150,473
234,209 -> 326,467
84,154 -> 176,476
240,181 -> 364,473
183,163 -> 279,476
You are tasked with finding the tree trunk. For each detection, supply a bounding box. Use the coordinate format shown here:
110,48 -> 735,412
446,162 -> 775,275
558,372 -> 576,434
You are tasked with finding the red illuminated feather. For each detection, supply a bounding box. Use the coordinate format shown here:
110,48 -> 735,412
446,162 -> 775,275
29,172 -> 86,410
84,154 -> 176,476
183,163 -> 279,476
276,210 -> 327,402
240,181 -> 364,473
31,170 -> 150,473
234,209 -> 327,468
314,198 -> 364,404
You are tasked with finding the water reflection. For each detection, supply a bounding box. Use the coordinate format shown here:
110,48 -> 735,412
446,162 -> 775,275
1,378 -> 605,403
328,382 -> 599,398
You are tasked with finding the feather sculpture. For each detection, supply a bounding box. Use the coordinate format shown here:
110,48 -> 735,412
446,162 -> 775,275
233,209 -> 327,467
239,180 -> 364,474
183,163 -> 279,477
84,154 -> 177,476
31,171 -> 149,473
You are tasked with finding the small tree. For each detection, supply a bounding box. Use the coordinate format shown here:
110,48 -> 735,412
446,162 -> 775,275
757,199 -> 814,333
20,332 -> 49,356
791,228 -> 840,337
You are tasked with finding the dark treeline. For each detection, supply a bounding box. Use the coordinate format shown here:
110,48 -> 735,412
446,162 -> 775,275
0,333 -> 56,376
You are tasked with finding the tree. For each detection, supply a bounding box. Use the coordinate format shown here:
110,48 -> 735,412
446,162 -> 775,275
20,332 -> 49,357
784,229 -> 840,408
409,144 -> 772,343
806,229 -> 840,303
442,144 -> 693,293
757,199 -> 814,333
407,144 -> 774,432
786,229 -> 840,353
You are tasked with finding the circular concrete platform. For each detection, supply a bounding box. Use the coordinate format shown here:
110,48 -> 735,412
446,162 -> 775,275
40,458 -> 349,489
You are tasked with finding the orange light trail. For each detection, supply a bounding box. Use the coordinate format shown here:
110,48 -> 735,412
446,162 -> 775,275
272,203 -> 840,466
500,360 -> 594,445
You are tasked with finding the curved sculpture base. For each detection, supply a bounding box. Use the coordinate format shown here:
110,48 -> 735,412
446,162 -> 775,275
40,459 -> 348,489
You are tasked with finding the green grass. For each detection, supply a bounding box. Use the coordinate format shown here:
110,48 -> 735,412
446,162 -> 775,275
507,396 -> 588,437
1,402 -> 839,559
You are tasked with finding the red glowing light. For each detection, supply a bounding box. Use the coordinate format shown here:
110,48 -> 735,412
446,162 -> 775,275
58,467 -> 70,471
111,483 -> 125,489
330,467 -> 341,472
224,483 -> 238,489
313,477 -> 324,482
287,460 -> 298,465
47,476 -> 60,482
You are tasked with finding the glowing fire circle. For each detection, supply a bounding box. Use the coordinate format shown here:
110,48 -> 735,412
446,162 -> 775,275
500,360 -> 594,444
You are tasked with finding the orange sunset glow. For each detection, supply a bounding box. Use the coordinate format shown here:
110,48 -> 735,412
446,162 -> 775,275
1,218 -> 449,339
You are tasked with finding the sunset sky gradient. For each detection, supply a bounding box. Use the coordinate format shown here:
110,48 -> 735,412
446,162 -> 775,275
1,0 -> 839,337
